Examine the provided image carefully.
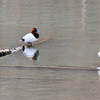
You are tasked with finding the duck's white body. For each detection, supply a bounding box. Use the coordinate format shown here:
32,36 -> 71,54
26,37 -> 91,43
22,33 -> 38,43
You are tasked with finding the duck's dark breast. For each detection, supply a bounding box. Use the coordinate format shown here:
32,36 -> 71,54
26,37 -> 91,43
34,33 -> 39,39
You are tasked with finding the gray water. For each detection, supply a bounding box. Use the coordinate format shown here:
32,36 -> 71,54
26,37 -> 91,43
0,0 -> 100,100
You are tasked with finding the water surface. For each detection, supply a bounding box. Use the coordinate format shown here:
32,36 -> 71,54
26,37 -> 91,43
0,0 -> 100,100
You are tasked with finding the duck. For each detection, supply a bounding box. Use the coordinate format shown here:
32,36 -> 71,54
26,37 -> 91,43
21,27 -> 39,46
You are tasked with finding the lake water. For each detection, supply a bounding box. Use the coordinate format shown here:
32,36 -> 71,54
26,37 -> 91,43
0,0 -> 100,100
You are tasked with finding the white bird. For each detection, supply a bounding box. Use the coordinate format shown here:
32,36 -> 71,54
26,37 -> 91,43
21,27 -> 39,46
97,51 -> 100,57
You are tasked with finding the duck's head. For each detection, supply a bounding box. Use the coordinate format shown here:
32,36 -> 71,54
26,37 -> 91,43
31,28 -> 37,34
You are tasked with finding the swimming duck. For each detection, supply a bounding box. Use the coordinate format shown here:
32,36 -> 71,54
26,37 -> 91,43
21,27 -> 39,46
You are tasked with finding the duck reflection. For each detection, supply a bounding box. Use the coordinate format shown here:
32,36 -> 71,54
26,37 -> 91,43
22,46 -> 39,61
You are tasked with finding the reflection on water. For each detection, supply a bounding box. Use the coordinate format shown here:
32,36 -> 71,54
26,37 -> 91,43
22,46 -> 39,62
